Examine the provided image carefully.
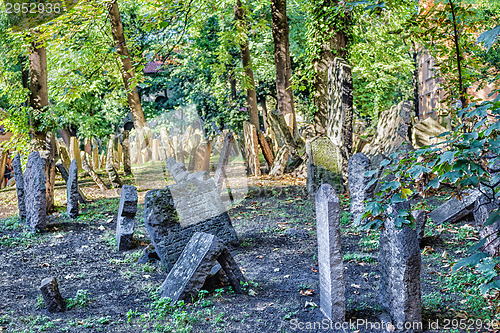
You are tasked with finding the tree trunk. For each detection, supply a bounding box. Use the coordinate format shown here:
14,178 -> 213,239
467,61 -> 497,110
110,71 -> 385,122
106,0 -> 147,132
310,1 -> 349,135
234,0 -> 275,170
28,38 -> 56,213
270,0 -> 298,139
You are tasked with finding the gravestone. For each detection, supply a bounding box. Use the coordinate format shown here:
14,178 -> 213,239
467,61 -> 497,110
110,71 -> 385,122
474,195 -> 500,256
194,140 -> 212,172
66,159 -> 79,219
122,130 -> 132,176
214,133 -> 234,192
144,186 -> 239,270
362,100 -> 414,168
40,277 -> 65,313
348,153 -> 373,223
24,151 -> 47,232
428,190 -> 482,224
306,137 -> 344,196
379,201 -> 422,329
243,122 -> 261,176
12,153 -> 26,220
412,210 -> 427,242
327,57 -> 353,178
412,116 -> 449,149
106,161 -> 122,188
315,184 -> 345,322
165,157 -> 190,183
160,232 -> 246,303
69,136 -> 82,172
116,185 -> 138,251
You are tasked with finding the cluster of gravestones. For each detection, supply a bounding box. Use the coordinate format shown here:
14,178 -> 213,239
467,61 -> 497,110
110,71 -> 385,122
12,152 -> 81,232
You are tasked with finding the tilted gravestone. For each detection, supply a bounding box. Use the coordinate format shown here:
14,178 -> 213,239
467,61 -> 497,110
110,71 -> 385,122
165,157 -> 190,183
306,136 -> 344,196
315,184 -> 345,322
144,185 -> 239,271
428,189 -> 482,224
67,159 -> 79,219
160,232 -> 246,303
24,151 -> 47,232
327,57 -> 354,179
40,277 -> 65,313
116,185 -> 138,251
362,100 -> 414,169
348,153 -> 373,223
379,201 -> 422,329
12,153 -> 26,220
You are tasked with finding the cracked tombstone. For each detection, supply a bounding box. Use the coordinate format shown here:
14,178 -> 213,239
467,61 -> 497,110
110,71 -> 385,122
24,151 -> 47,232
67,159 -> 79,219
116,185 -> 138,251
348,152 -> 373,223
160,232 -> 246,303
12,153 -> 26,220
428,190 -> 482,224
315,183 -> 345,322
143,180 -> 239,271
379,201 -> 422,331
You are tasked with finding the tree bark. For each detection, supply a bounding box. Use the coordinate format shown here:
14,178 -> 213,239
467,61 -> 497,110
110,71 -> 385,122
234,0 -> 275,170
107,0 -> 147,132
28,38 -> 56,213
270,0 -> 298,139
311,1 -> 349,135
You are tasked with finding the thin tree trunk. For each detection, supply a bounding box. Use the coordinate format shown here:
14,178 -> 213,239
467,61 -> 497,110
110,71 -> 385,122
107,0 -> 147,132
270,0 -> 298,139
234,0 -> 275,169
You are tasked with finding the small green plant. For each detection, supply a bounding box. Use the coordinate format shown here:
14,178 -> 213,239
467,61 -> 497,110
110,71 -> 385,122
35,295 -> 46,309
66,289 -> 91,309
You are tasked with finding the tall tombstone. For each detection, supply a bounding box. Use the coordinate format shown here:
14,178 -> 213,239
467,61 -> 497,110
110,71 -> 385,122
348,153 -> 373,223
116,185 -> 138,251
69,136 -> 82,172
243,122 -> 261,176
315,184 -> 345,322
12,154 -> 26,220
106,161 -> 122,188
122,130 -> 132,176
152,138 -> 160,162
91,138 -> 99,170
58,144 -> 71,169
214,133 -> 234,192
194,140 -> 212,172
24,151 -> 47,232
306,137 -> 344,196
327,57 -> 353,181
66,159 -> 79,219
379,201 -> 422,330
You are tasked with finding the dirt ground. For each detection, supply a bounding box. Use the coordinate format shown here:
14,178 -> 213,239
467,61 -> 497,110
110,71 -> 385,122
0,173 -> 495,332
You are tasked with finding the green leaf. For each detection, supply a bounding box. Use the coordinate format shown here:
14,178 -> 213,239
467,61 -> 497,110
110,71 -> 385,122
476,25 -> 500,52
480,280 -> 500,294
484,209 -> 500,227
452,252 -> 488,273
439,150 -> 455,165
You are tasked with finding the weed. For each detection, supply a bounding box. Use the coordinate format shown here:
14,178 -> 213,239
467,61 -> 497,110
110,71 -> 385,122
66,289 -> 91,309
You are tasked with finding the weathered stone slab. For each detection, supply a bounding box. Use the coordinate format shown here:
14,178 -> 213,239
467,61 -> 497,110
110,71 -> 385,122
214,133 -> 234,191
379,201 -> 422,329
362,100 -> 414,168
160,232 -> 246,303
12,153 -> 26,220
24,151 -> 47,232
67,159 -> 79,219
106,161 -> 122,188
116,185 -> 138,251
412,116 -> 448,149
165,157 -> 190,183
412,210 -> 427,242
474,195 -> 500,256
144,188 -> 239,270
428,190 -> 482,224
69,136 -> 82,172
306,136 -> 344,196
243,122 -> 261,176
327,57 -> 353,177
40,277 -> 65,313
348,153 -> 373,223
315,184 -> 345,322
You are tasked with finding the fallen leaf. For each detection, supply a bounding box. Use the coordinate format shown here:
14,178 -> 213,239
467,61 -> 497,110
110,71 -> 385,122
98,226 -> 105,231
311,268 -> 318,273
284,275 -> 290,278
351,284 -> 361,288
304,300 -> 317,308
273,268 -> 280,272
248,289 -> 257,296
54,234 -> 63,239
422,246 -> 434,255
77,321 -> 84,325
106,218 -> 113,223
256,255 -> 264,259
300,289 -> 315,296
41,263 -> 50,268
353,290 -> 360,295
